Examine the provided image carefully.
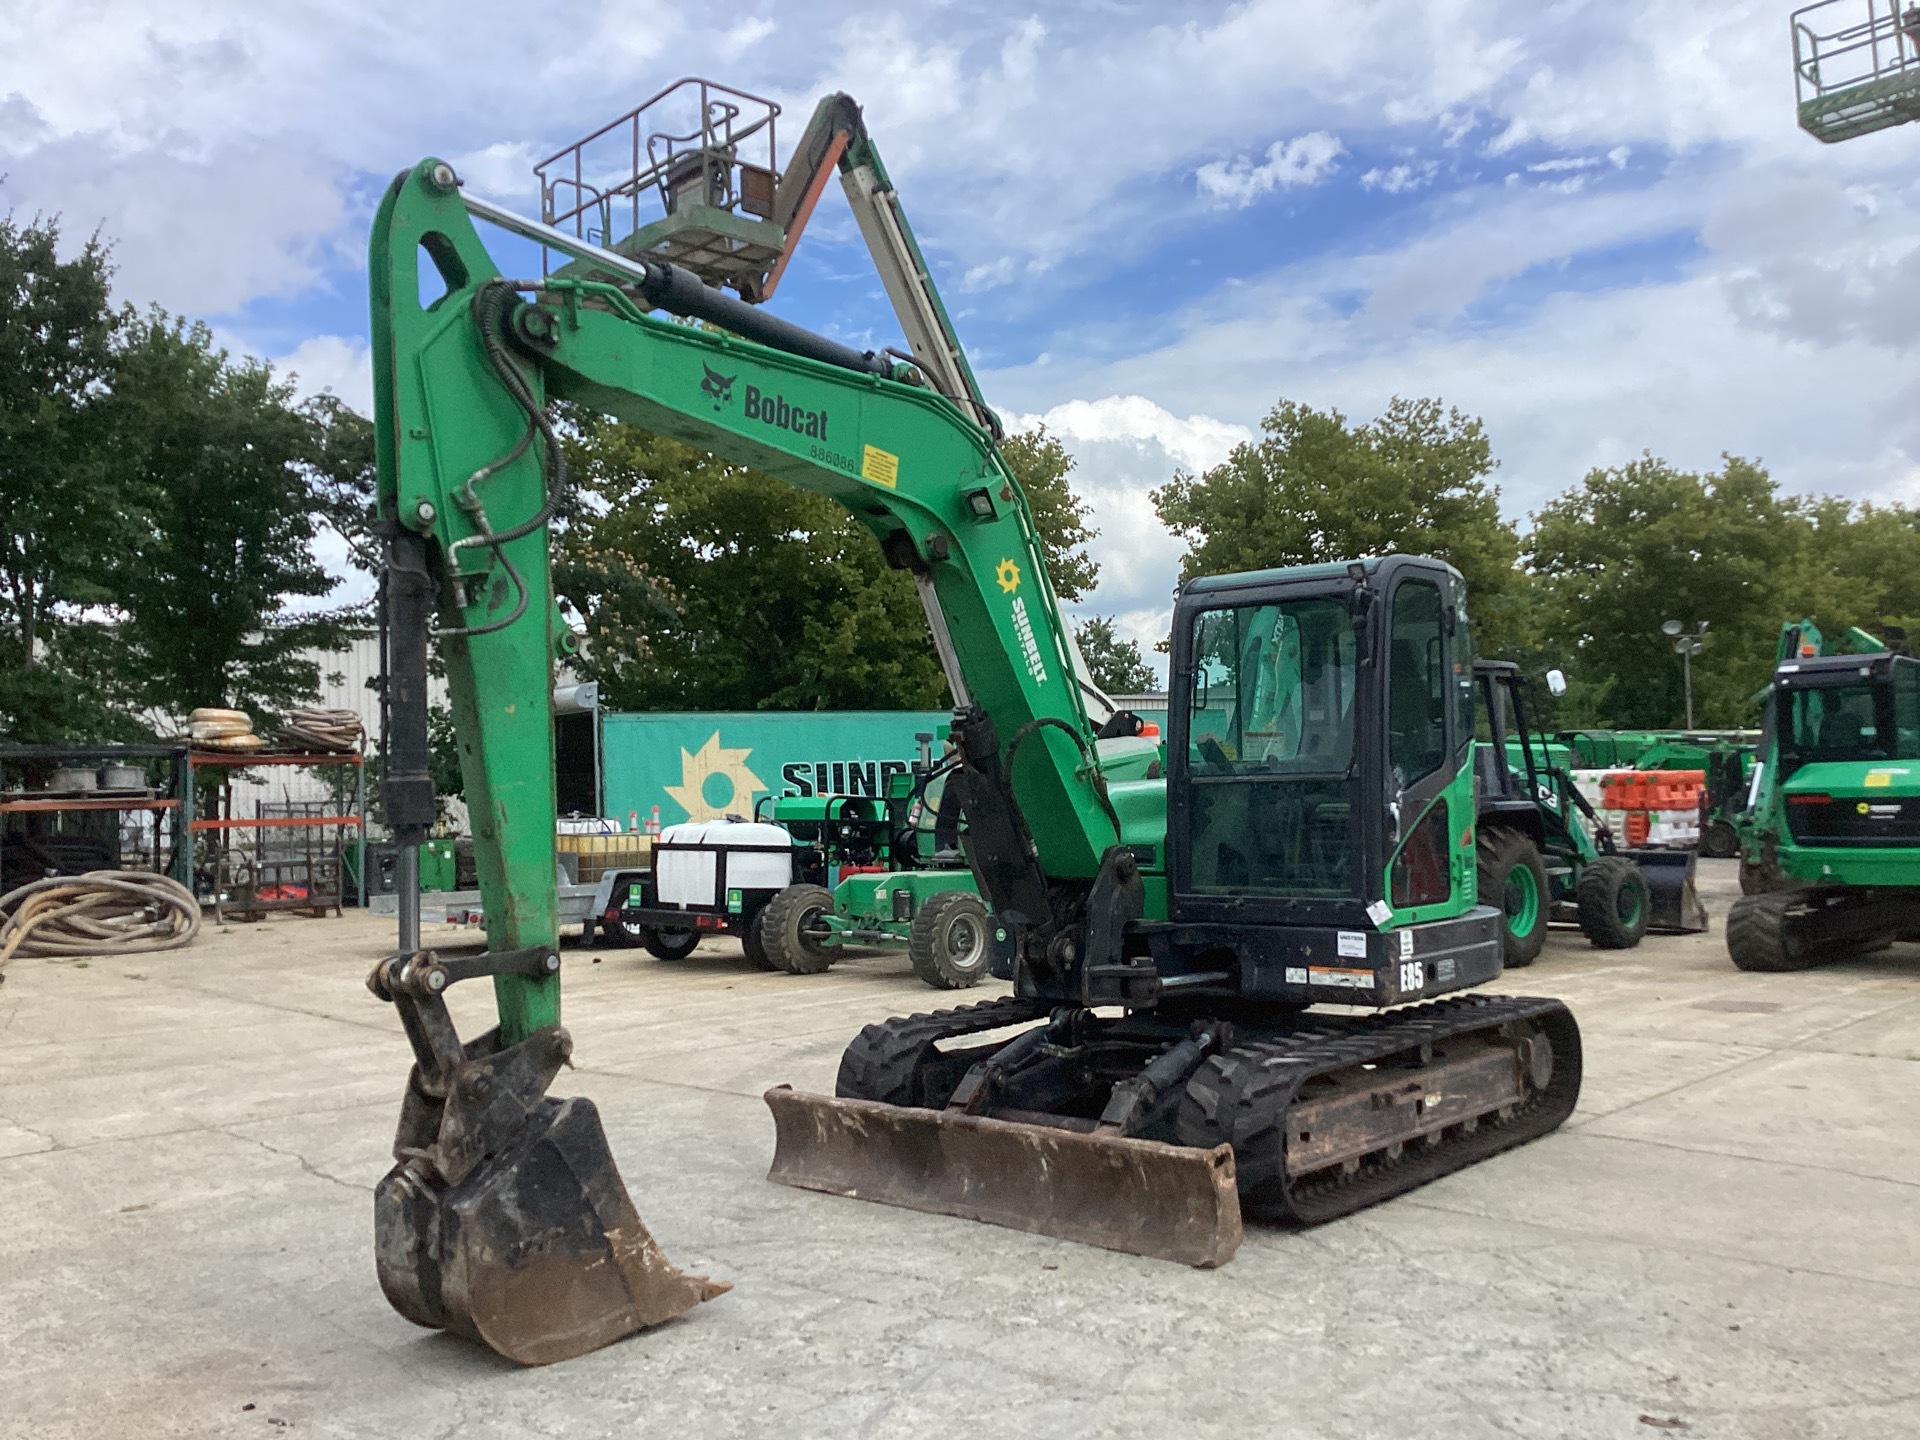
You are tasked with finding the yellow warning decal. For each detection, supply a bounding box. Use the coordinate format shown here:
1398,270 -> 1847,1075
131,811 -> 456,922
861,444 -> 899,488
1865,772 -> 1893,787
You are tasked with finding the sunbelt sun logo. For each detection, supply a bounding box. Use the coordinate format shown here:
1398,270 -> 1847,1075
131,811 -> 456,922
996,558 -> 1048,686
666,733 -> 766,823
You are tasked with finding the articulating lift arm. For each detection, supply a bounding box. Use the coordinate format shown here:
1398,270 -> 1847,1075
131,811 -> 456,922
753,94 -> 999,439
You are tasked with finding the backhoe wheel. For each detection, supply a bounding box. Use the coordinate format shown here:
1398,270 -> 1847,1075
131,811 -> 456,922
763,884 -> 836,975
1575,856 -> 1649,950
1478,827 -> 1550,968
907,891 -> 991,990
1699,820 -> 1740,859
740,907 -> 779,971
641,926 -> 699,961
1727,890 -> 1814,972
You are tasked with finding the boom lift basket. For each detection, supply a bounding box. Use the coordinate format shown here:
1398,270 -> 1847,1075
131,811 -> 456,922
1793,0 -> 1920,141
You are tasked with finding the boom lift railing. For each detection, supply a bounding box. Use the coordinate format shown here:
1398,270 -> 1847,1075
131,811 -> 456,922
1793,0 -> 1920,141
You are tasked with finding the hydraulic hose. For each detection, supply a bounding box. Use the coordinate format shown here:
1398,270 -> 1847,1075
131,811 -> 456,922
435,280 -> 572,639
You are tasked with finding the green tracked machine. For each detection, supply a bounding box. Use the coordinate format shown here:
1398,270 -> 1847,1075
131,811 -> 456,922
1727,618 -> 1920,970
361,85 -> 1581,1366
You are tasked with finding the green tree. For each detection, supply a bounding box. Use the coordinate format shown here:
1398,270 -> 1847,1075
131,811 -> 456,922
1074,616 -> 1157,694
0,212 -> 136,739
1001,425 -> 1098,601
558,414 -> 1111,713
1152,397 -> 1520,634
556,417 -> 946,711
1526,454 -> 1801,728
101,311 -> 347,721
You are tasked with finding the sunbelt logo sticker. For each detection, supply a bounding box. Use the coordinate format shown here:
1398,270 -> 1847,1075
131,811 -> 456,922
996,558 -> 1048,685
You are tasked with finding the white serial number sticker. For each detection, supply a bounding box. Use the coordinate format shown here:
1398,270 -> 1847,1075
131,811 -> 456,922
1336,930 -> 1367,959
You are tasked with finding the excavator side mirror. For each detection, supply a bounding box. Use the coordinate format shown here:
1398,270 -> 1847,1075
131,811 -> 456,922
1546,669 -> 1568,698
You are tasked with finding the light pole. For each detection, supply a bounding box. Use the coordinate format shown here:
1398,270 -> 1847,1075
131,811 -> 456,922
1661,619 -> 1709,729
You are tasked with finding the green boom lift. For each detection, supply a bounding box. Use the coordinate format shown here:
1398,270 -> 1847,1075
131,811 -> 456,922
363,95 -> 1581,1366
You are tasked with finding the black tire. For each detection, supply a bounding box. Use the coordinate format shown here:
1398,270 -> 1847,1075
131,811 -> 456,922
597,914 -> 644,948
1478,826 -> 1550,968
762,884 -> 836,975
1699,820 -> 1740,859
1727,890 -> 1814,972
1575,856 -> 1650,950
907,891 -> 991,990
740,907 -> 779,971
641,926 -> 699,961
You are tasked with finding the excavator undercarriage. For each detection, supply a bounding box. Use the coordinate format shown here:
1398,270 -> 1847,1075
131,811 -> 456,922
770,993 -> 1578,1267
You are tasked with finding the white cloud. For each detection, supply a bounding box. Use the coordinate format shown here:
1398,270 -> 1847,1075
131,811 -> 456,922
1011,395 -> 1250,474
1001,396 -> 1252,681
276,334 -> 373,413
1361,161 -> 1439,194
446,140 -> 544,205
1196,132 -> 1344,209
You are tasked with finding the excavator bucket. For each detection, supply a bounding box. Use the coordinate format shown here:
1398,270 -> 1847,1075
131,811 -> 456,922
764,1086 -> 1243,1268
1630,849 -> 1710,933
376,1095 -> 728,1365
369,954 -> 727,1365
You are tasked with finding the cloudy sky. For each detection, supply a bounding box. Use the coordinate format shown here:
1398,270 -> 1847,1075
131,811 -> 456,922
6,0 -> 1918,679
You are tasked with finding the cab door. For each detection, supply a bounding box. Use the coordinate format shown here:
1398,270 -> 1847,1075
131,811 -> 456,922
1381,566 -> 1474,915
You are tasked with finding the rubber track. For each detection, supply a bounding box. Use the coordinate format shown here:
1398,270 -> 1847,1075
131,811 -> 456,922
1177,994 -> 1582,1226
835,995 -> 1050,1106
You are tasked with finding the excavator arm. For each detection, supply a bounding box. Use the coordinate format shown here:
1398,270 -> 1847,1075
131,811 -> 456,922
363,157 -> 1183,1362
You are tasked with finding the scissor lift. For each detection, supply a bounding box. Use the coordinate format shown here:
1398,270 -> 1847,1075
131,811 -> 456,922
1793,0 -> 1920,141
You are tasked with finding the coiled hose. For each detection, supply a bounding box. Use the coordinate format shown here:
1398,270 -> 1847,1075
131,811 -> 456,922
0,871 -> 202,971
278,707 -> 365,753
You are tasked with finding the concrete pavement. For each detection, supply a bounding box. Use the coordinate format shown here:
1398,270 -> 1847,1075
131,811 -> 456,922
3,859 -> 1917,1439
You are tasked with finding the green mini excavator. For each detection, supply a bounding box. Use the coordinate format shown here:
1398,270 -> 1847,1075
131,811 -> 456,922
363,95 -> 1580,1366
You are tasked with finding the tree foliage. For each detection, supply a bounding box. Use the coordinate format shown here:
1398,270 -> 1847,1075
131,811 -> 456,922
1152,397 -> 1519,621
1075,616 -> 1157,694
0,213 -> 133,739
556,412 -> 1113,713
556,416 -> 947,711
98,312 -> 349,722
1528,455 -> 1920,728
1001,425 -> 1098,602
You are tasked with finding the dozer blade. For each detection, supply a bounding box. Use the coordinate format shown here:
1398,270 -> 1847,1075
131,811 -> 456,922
763,1086 -> 1243,1268
376,1094 -> 729,1366
1629,848 -> 1710,933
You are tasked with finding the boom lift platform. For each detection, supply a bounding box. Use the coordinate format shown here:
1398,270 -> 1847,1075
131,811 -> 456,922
364,84 -> 1580,1365
1792,0 -> 1920,142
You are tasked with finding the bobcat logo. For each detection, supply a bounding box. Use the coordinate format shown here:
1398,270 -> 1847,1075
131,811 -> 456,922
701,363 -> 737,410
